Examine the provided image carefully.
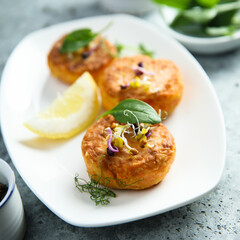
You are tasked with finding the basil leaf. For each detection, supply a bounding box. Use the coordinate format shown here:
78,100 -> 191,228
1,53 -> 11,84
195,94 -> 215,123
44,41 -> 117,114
60,29 -> 98,53
101,99 -> 162,124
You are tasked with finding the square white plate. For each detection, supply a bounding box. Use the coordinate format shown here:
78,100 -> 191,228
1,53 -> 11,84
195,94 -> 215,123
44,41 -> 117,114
0,14 -> 225,227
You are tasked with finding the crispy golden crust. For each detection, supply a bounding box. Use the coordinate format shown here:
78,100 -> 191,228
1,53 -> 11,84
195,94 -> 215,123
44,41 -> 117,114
81,115 -> 176,190
99,55 -> 184,114
48,35 -> 117,84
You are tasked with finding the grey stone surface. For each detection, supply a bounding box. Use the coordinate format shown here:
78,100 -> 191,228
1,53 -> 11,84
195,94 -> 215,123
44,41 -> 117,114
0,0 -> 239,239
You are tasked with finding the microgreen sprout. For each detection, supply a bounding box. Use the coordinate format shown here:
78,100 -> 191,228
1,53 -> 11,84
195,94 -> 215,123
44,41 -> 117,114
123,110 -> 140,134
159,110 -> 168,121
131,66 -> 155,76
146,139 -> 156,148
104,108 -> 162,156
128,76 -> 151,90
81,41 -> 102,59
120,83 -> 130,90
105,127 -> 119,153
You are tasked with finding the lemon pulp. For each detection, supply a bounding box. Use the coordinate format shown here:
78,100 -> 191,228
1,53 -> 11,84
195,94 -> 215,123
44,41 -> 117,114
24,72 -> 99,139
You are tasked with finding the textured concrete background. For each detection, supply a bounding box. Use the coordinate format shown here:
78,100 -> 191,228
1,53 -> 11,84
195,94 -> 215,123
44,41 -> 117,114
0,0 -> 240,239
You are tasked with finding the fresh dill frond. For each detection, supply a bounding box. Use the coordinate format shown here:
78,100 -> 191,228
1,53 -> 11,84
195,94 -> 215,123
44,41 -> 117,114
74,155 -> 144,205
74,174 -> 116,206
74,154 -> 116,206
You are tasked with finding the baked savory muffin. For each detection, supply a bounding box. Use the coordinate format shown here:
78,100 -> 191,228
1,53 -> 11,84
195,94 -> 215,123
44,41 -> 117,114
98,55 -> 183,114
81,114 -> 176,190
48,33 -> 117,84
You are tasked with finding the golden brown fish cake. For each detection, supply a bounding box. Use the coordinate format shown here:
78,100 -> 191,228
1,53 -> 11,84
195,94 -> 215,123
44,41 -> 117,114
98,55 -> 183,114
48,35 -> 117,84
81,115 -> 176,190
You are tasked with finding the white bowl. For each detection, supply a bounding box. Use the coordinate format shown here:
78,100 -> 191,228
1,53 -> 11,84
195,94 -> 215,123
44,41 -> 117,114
0,159 -> 26,240
148,10 -> 240,54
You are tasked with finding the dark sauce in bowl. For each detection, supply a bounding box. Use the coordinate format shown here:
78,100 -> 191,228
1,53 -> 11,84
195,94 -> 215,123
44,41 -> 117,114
0,183 -> 8,202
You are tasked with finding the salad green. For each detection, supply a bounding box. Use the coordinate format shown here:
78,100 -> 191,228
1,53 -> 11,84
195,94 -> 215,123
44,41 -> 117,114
153,0 -> 240,37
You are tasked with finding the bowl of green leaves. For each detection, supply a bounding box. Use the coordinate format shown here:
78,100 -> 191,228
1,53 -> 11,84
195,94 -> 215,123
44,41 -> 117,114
150,0 -> 240,54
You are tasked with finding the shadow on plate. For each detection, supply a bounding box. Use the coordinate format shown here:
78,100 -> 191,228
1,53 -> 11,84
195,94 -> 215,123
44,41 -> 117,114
20,137 -> 69,151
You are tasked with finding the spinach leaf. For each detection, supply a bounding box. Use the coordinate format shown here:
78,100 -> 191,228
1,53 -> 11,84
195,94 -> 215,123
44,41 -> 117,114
100,99 -> 162,124
155,0 -> 240,37
206,25 -> 240,36
171,15 -> 207,36
152,0 -> 219,9
209,10 -> 237,26
152,0 -> 191,9
209,1 -> 240,26
182,7 -> 218,23
196,0 -> 219,8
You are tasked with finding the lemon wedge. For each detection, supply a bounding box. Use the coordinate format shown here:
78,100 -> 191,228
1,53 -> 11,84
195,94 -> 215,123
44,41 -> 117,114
24,72 -> 99,139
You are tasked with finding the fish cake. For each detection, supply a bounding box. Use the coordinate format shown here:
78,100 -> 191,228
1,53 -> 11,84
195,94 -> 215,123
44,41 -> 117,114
99,55 -> 183,114
81,115 -> 176,190
48,35 -> 117,84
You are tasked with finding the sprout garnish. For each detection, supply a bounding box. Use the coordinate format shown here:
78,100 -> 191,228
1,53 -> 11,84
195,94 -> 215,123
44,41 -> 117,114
124,109 -> 140,134
131,66 -> 155,76
105,127 -> 119,154
129,76 -> 151,91
104,108 -> 164,156
120,62 -> 155,91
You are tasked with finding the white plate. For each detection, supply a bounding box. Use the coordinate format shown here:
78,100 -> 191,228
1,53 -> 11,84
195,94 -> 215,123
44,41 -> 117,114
0,14 -> 225,227
147,10 -> 240,55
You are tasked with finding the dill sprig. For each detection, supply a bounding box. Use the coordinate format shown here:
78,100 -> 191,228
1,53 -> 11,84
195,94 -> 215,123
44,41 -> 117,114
74,155 -> 143,205
74,174 -> 116,206
74,155 -> 116,206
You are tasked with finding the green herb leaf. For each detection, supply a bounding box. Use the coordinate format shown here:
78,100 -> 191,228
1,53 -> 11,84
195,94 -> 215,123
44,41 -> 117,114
205,25 -> 239,36
115,42 -> 124,55
158,0 -> 240,37
74,154 -> 144,205
60,29 -> 97,53
60,22 -> 113,53
196,0 -> 219,8
181,7 -> 218,23
100,99 -> 162,125
170,14 -> 207,36
75,174 -> 116,206
138,43 -> 154,58
152,0 -> 191,9
115,43 -> 154,58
